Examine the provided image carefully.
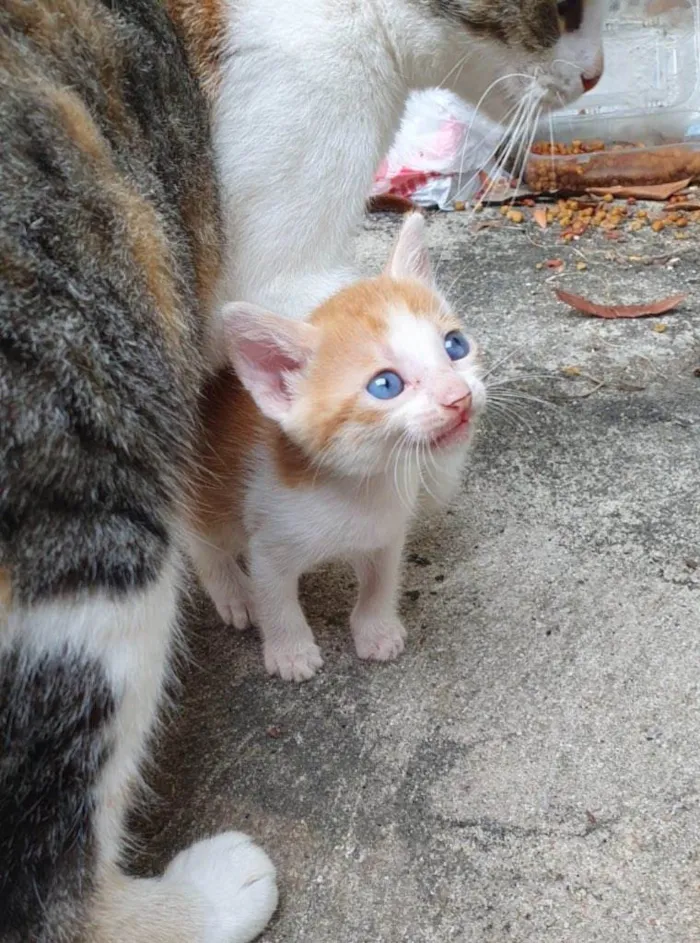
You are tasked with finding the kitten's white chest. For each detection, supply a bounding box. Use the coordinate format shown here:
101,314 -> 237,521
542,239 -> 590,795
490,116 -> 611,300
247,462 -> 418,567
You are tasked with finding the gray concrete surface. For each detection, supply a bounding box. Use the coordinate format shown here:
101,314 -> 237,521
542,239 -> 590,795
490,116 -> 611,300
133,211 -> 700,943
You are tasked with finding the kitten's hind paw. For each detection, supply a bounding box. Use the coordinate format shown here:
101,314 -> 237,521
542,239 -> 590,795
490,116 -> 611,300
207,573 -> 257,632
264,641 -> 324,682
214,592 -> 257,632
353,618 -> 407,662
162,831 -> 278,943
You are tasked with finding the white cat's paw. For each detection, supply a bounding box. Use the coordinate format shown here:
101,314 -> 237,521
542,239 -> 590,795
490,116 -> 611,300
353,618 -> 407,662
263,640 -> 323,682
162,831 -> 277,943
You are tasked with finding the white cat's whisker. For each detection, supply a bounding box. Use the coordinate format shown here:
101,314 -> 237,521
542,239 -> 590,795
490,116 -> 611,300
438,92 -> 535,286
515,101 -> 543,193
548,110 -> 556,182
437,51 -> 473,91
434,95 -> 525,281
453,93 -> 530,209
551,57 -> 584,72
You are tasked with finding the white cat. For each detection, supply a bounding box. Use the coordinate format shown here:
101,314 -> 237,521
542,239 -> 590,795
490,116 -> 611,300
212,0 -> 606,333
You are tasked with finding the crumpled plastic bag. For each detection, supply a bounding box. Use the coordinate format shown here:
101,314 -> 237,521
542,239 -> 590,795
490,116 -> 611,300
372,89 -> 511,210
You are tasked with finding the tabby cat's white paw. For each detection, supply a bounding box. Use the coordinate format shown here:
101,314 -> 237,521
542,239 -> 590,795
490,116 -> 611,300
162,831 -> 277,943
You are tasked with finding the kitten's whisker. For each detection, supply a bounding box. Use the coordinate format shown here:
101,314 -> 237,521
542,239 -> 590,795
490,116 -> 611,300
486,373 -> 561,385
487,390 -> 555,409
416,443 -> 440,505
391,432 -> 415,513
484,401 -> 533,432
482,345 -> 525,379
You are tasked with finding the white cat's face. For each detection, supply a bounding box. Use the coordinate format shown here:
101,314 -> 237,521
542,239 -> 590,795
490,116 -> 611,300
431,0 -> 607,121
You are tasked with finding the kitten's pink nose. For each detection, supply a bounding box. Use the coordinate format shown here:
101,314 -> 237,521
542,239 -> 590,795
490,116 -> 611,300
440,384 -> 472,413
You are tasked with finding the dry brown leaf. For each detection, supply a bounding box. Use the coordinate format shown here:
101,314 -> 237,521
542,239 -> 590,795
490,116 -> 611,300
533,206 -> 548,230
555,288 -> 687,319
586,179 -> 692,201
663,201 -> 700,212
472,220 -> 502,232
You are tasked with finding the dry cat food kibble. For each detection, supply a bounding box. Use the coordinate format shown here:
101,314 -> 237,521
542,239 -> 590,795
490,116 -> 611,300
505,197 -> 700,241
526,141 -> 700,193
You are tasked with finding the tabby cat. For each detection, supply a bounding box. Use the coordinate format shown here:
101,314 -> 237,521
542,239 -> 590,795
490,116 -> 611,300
0,0 -> 604,940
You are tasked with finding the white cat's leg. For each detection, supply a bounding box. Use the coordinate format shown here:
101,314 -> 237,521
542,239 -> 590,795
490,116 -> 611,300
351,542 -> 407,662
248,537 -> 323,682
189,536 -> 256,631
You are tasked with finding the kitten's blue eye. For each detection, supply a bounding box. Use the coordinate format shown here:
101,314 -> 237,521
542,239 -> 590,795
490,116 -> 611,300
367,370 -> 404,400
444,330 -> 469,361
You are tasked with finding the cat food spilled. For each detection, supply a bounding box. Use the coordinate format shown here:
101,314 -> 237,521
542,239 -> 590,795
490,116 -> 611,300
501,194 -> 700,243
525,140 -> 700,193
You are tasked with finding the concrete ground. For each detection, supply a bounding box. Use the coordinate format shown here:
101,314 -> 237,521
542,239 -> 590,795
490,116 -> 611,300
134,211 -> 700,942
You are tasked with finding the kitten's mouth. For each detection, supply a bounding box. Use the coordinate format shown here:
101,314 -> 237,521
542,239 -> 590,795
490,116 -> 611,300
430,414 -> 471,449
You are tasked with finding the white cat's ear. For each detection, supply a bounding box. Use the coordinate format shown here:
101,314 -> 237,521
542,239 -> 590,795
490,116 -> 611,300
385,212 -> 433,284
220,302 -> 318,422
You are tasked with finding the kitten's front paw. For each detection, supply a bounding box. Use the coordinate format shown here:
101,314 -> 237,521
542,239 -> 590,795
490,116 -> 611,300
162,831 -> 277,943
353,618 -> 407,662
264,640 -> 323,682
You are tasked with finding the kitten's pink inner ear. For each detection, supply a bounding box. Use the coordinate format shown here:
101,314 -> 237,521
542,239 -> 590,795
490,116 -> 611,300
220,302 -> 317,423
386,212 -> 433,284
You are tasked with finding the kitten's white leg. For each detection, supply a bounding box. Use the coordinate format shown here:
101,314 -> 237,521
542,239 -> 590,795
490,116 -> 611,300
249,537 -> 323,682
351,542 -> 407,662
190,538 -> 256,631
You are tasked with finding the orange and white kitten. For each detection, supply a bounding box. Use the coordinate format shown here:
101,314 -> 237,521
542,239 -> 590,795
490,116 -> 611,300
190,215 -> 486,681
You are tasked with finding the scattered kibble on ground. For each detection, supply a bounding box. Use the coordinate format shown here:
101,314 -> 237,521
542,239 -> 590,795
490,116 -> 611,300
480,193 -> 700,241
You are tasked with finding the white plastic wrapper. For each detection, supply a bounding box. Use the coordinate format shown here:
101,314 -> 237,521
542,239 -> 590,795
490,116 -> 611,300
372,89 -> 511,210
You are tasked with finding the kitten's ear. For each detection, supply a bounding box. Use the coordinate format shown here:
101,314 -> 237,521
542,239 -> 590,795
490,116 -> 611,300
385,212 -> 433,284
220,302 -> 318,422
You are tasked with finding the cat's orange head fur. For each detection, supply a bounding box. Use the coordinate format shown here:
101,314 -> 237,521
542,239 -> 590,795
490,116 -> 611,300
221,214 -> 486,480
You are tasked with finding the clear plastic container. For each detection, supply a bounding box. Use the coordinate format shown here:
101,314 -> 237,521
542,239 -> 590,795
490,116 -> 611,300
526,0 -> 700,192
